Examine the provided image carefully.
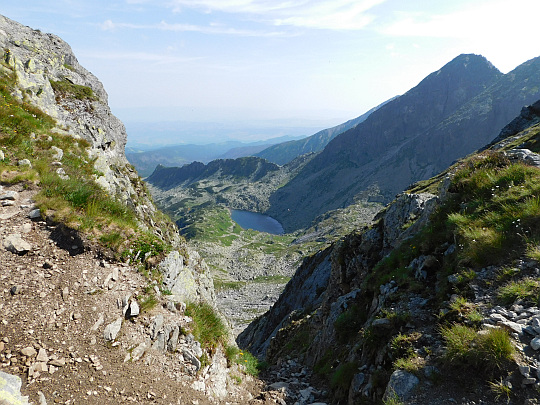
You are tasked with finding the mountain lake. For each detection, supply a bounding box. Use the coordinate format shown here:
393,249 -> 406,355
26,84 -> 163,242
230,209 -> 284,235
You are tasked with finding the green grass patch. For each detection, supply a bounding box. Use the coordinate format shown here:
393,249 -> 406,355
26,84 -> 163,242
447,152 -> 540,267
497,278 -> 539,305
122,233 -> 167,264
225,345 -> 261,376
185,302 -> 228,350
440,324 -> 514,371
213,279 -> 246,291
488,378 -> 512,402
50,79 -> 98,101
252,275 -> 291,284
139,294 -> 158,312
330,362 -> 358,390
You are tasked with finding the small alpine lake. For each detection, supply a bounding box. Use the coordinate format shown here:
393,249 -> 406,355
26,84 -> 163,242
230,209 -> 284,235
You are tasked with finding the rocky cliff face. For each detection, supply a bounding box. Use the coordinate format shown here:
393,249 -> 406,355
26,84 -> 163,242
239,103 -> 540,404
268,54 -> 540,232
0,15 -> 172,240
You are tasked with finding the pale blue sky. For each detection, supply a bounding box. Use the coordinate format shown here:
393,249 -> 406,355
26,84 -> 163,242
3,1 -> 540,139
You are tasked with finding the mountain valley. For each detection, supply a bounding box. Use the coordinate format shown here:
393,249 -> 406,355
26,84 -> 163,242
4,11 -> 540,405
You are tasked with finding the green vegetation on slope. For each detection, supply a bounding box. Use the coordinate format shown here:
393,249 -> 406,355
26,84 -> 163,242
273,140 -> 540,402
49,78 -> 98,101
448,151 -> 540,267
0,58 -> 174,266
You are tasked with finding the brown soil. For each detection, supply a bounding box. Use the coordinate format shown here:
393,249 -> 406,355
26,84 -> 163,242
0,183 -> 280,405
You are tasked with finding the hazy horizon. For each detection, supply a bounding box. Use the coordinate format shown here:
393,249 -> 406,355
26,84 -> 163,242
3,0 -> 540,144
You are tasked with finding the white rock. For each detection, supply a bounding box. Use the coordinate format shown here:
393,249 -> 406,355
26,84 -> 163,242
36,348 -> 48,363
383,370 -> 419,402
50,146 -> 63,161
183,348 -> 201,371
0,371 -> 30,404
103,318 -> 122,341
128,300 -> 140,317
27,209 -> 41,220
91,313 -> 104,331
3,234 -> 31,254
0,190 -> 18,200
20,347 -> 37,357
129,341 -> 148,362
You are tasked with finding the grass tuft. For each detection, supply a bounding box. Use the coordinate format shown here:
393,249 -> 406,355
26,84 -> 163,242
440,324 -> 514,371
50,79 -> 97,101
497,278 -> 539,306
185,302 -> 228,350
225,345 -> 261,376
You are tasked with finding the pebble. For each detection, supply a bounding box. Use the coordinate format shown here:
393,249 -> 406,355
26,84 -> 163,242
36,348 -> 48,363
20,347 -> 37,357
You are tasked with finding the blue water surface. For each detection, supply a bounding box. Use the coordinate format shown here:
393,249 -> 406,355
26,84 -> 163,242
230,209 -> 284,235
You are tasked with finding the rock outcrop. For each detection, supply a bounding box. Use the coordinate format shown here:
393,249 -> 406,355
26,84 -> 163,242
0,15 -> 176,243
0,371 -> 31,404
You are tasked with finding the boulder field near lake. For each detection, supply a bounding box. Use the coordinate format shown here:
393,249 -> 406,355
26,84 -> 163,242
5,11 -> 540,405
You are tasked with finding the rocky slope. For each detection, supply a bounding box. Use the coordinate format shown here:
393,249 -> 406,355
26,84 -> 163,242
0,185 -> 257,404
239,103 -> 540,404
268,54 -> 540,232
0,14 -> 295,405
0,14 -> 177,243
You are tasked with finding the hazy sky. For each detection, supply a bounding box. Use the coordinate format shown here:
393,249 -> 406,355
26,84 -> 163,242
3,0 -> 540,129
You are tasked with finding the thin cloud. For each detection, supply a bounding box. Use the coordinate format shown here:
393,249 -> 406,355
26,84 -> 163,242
158,21 -> 290,36
99,19 -> 290,37
81,50 -> 204,65
169,0 -> 386,30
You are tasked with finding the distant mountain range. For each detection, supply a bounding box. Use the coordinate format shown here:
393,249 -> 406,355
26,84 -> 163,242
267,54 -> 540,231
148,53 -> 540,234
147,157 -> 280,190
254,98 -> 396,165
127,136 -> 300,177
